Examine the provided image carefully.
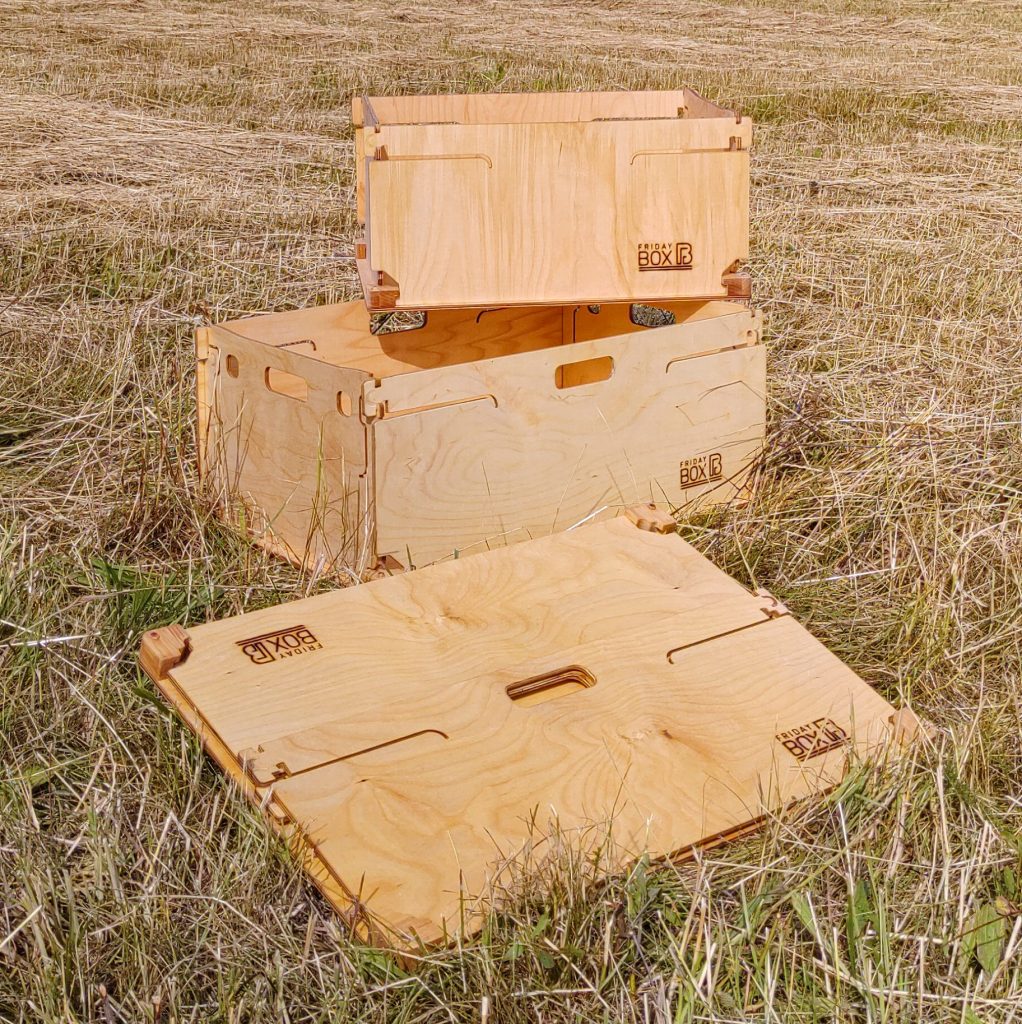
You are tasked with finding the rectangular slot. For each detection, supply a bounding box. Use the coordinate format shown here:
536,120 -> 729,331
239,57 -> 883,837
555,355 -> 614,390
506,666 -> 596,708
265,367 -> 308,401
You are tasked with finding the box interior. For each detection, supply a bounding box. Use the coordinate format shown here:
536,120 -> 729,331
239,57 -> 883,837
213,298 -> 744,383
355,89 -> 735,128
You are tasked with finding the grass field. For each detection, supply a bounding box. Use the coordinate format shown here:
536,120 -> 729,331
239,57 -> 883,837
3,0 -> 1022,1020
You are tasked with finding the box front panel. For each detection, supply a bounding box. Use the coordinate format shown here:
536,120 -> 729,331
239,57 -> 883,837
369,310 -> 765,565
363,118 -> 749,309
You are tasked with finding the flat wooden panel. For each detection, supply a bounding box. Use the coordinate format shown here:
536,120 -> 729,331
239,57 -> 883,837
353,90 -> 739,229
362,117 -> 749,308
369,307 -> 764,565
146,515 -> 898,947
205,325 -> 372,570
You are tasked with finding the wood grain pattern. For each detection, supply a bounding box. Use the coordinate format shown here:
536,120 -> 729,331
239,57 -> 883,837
204,321 -> 373,570
355,91 -> 750,309
142,514 -> 899,947
369,305 -> 764,565
201,300 -> 763,570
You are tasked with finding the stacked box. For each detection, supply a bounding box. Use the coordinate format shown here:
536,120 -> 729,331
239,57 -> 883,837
199,90 -> 764,570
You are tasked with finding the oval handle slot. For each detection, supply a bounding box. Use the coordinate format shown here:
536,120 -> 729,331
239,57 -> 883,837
506,666 -> 596,708
265,367 -> 308,402
555,355 -> 614,390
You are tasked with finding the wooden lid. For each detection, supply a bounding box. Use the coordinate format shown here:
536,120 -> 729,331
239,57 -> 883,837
141,506 -> 898,946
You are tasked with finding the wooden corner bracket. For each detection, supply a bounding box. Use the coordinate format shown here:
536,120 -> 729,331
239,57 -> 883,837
139,624 -> 191,683
722,268 -> 752,303
624,503 -> 677,534
354,240 -> 400,310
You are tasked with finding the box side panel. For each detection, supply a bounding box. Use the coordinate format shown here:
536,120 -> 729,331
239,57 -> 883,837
369,310 -> 765,565
364,118 -> 750,309
570,299 -> 747,341
355,125 -> 366,224
205,326 -> 372,571
150,513 -> 898,948
195,327 -> 212,481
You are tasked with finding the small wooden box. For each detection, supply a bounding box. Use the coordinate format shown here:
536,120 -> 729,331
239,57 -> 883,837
197,299 -> 765,571
354,90 -> 751,310
140,508 -> 902,947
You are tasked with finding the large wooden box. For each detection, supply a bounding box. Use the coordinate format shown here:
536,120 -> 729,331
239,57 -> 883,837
354,90 -> 751,310
140,508 -> 903,947
197,299 -> 765,571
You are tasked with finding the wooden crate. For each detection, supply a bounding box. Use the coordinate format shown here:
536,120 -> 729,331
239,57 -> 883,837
140,506 -> 909,948
197,298 -> 766,571
354,90 -> 751,310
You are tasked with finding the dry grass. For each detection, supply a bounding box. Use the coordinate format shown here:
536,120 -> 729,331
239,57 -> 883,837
2,0 -> 1022,1020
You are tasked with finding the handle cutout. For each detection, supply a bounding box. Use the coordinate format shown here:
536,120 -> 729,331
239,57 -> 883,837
506,666 -> 596,708
555,355 -> 614,390
225,354 -> 239,378
265,367 -> 308,402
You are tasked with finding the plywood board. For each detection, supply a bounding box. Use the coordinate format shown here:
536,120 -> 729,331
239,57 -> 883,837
141,512 -> 900,948
368,305 -> 765,565
356,90 -> 750,310
203,324 -> 373,570
213,301 -> 568,378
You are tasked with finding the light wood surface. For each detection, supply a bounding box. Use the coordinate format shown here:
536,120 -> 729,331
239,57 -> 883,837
355,90 -> 750,309
201,300 -> 764,570
203,320 -> 373,570
367,304 -> 765,565
140,512 -> 899,947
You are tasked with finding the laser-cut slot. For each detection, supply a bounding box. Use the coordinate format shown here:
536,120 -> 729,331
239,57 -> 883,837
506,666 -> 596,708
265,367 -> 308,401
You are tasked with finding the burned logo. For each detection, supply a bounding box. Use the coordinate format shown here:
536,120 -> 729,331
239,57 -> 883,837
776,718 -> 849,762
236,625 -> 322,665
637,241 -> 694,272
680,452 -> 723,490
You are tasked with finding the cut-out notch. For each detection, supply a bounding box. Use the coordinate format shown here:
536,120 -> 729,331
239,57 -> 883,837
630,304 -> 677,328
265,367 -> 308,401
555,356 -> 614,389
371,310 -> 427,335
506,666 -> 596,707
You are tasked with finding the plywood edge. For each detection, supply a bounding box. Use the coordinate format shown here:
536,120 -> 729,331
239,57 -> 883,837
361,89 -> 739,126
359,288 -> 753,313
195,328 -> 212,481
722,269 -> 752,303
